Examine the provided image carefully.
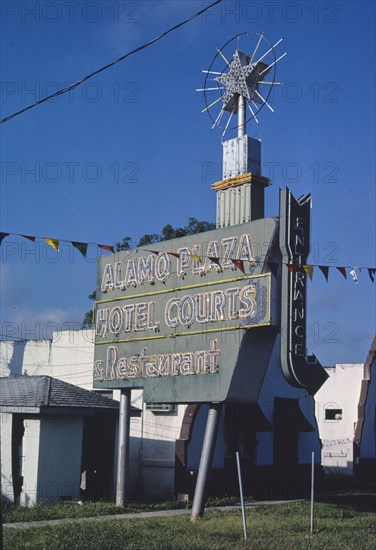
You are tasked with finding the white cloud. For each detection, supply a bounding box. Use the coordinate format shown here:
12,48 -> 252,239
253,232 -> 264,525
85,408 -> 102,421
1,305 -> 84,341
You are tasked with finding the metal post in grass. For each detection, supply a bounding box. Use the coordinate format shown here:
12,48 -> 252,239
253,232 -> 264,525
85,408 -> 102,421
236,451 -> 248,540
191,402 -> 222,521
116,389 -> 131,507
310,451 -> 315,534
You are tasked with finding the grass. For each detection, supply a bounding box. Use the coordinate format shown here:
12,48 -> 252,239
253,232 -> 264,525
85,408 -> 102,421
2,496 -> 239,524
3,500 -> 376,550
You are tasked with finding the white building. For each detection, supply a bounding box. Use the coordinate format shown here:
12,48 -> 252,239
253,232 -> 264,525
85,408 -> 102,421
0,375 -> 120,505
314,337 -> 376,475
315,364 -> 364,474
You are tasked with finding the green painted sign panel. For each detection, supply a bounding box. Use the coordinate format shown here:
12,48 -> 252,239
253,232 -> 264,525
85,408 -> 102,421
93,218 -> 279,403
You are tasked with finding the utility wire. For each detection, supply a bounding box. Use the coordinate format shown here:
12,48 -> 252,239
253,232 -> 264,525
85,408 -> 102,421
0,0 -> 223,124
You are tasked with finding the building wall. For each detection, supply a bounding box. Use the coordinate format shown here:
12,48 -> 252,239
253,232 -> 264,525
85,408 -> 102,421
0,339 -> 52,378
135,404 -> 188,499
359,360 -> 376,460
1,412 -> 14,502
257,334 -> 321,466
37,414 -> 83,504
0,330 -> 95,389
187,404 -> 225,471
356,348 -> 376,480
20,417 -> 41,506
315,364 -> 364,474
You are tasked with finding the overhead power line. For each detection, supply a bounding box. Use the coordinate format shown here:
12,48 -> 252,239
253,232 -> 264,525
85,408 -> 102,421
0,0 -> 223,125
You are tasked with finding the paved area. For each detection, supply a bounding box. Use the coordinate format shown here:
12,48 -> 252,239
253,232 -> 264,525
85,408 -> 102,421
3,500 -> 303,530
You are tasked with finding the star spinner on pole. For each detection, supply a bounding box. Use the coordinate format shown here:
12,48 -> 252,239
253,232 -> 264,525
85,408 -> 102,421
197,33 -> 287,140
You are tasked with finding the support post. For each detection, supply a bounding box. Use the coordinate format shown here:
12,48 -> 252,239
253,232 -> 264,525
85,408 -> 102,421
191,402 -> 222,521
236,451 -> 248,540
116,389 -> 131,507
238,95 -> 246,137
310,451 -> 315,534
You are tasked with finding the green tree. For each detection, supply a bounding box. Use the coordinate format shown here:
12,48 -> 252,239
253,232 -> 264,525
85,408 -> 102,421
81,291 -> 96,329
185,217 -> 215,235
115,236 -> 132,252
160,223 -> 187,241
137,233 -> 160,247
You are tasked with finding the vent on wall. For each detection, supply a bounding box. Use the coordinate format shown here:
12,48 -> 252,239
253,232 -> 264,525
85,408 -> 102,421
145,403 -> 176,413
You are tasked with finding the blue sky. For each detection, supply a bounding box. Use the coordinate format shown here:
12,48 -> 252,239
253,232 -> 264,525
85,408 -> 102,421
0,0 -> 375,365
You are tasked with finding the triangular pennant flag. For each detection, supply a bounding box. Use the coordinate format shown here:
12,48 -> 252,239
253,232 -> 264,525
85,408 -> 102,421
21,235 -> 36,242
0,232 -> 9,246
167,252 -> 180,259
319,265 -> 329,281
43,238 -> 59,251
98,244 -> 114,253
190,254 -> 202,263
145,249 -> 160,256
349,267 -> 358,284
231,259 -> 245,274
303,265 -> 314,281
287,264 -> 297,273
367,268 -> 376,283
267,262 -> 279,278
336,267 -> 347,279
208,256 -> 221,267
72,241 -> 88,257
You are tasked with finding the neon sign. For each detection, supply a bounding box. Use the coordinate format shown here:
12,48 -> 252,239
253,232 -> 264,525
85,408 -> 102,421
279,189 -> 328,395
93,220 -> 279,403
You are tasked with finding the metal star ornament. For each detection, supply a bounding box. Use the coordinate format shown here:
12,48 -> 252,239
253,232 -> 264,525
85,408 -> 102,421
197,33 -> 287,139
217,50 -> 271,113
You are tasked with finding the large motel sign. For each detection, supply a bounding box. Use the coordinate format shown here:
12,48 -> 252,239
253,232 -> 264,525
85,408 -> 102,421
93,218 -> 280,404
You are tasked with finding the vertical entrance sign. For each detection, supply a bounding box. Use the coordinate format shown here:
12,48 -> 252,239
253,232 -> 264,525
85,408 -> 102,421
279,188 -> 328,395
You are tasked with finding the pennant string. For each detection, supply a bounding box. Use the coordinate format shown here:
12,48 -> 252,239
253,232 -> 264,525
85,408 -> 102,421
43,238 -> 60,252
0,230 -> 114,253
319,265 -> 329,281
231,259 -> 245,274
98,245 -> 115,253
368,268 -> 375,283
0,232 -> 374,283
349,268 -> 358,284
72,242 -> 88,258
0,233 -> 9,246
336,267 -> 347,279
208,256 -> 221,267
303,265 -> 314,281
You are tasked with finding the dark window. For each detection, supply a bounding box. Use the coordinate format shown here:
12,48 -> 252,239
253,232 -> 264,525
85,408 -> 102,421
325,408 -> 342,420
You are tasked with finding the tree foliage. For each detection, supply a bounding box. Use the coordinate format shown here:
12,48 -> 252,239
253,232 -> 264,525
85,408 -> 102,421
115,236 -> 132,252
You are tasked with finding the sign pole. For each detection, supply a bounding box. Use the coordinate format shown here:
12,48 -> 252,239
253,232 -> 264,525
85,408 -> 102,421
236,451 -> 248,540
310,451 -> 315,534
191,402 -> 222,521
116,389 -> 131,507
